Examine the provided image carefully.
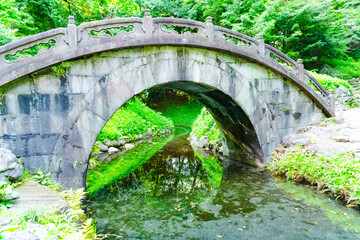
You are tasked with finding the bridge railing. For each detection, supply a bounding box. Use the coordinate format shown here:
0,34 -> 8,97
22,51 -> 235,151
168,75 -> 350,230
0,10 -> 333,112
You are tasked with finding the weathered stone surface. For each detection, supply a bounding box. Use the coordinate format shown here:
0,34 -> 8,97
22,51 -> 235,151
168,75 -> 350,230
282,132 -> 318,147
147,128 -> 153,136
2,230 -> 39,240
197,136 -> 208,148
0,148 -> 23,182
125,143 -> 135,150
98,141 -> 108,152
118,137 -> 126,146
335,85 -> 355,105
108,147 -> 118,154
0,217 -> 11,228
26,223 -> 54,239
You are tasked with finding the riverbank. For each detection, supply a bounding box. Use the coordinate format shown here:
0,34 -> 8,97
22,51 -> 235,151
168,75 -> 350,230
268,107 -> 360,206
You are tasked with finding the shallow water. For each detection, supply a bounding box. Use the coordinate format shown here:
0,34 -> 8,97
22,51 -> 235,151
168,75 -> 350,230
87,129 -> 360,239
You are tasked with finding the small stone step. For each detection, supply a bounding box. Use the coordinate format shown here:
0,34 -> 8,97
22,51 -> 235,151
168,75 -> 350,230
9,181 -> 68,213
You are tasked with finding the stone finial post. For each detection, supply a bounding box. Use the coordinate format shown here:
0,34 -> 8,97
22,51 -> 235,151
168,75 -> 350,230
143,9 -> 154,34
329,89 -> 335,112
67,16 -> 77,49
206,16 -> 214,42
257,34 -> 265,58
297,59 -> 304,81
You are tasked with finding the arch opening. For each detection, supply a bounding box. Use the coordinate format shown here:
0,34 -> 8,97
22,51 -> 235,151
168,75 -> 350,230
84,81 -> 264,192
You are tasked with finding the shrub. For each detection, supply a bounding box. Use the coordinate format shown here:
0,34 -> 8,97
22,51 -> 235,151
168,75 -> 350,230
311,72 -> 354,94
97,98 -> 174,142
191,108 -> 222,148
0,182 -> 18,210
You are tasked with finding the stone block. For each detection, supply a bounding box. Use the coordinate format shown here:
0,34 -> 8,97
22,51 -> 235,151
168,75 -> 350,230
22,155 -> 51,173
27,134 -> 58,156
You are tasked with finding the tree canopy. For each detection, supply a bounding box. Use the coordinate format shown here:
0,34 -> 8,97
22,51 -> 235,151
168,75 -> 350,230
1,0 -> 359,78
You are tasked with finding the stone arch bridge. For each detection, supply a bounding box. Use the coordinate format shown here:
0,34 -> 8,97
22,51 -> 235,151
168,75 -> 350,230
0,11 -> 334,189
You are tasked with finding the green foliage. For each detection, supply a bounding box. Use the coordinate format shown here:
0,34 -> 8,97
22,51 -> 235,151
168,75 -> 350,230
191,107 -> 222,148
269,147 -> 360,205
51,61 -> 71,77
0,182 -> 18,210
32,170 -> 52,186
323,58 -> 360,79
160,101 -> 203,127
311,72 -> 354,93
5,39 -> 56,61
97,97 -> 174,142
1,0 -> 359,79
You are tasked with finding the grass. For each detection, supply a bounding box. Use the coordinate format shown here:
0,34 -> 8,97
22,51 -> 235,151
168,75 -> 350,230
97,97 -> 174,142
268,146 -> 360,205
86,136 -> 173,195
191,107 -> 222,148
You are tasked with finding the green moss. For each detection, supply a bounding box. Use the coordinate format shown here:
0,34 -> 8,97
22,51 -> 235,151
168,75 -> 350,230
268,146 -> 360,205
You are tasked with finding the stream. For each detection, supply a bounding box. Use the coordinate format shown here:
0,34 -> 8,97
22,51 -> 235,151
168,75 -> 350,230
87,128 -> 360,239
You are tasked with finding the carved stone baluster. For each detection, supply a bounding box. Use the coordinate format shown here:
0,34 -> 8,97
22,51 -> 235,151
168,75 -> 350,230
297,59 -> 304,81
67,16 -> 77,49
257,34 -> 265,58
206,16 -> 214,42
143,9 -> 154,34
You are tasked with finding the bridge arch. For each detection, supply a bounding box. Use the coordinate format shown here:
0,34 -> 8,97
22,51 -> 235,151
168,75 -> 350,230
0,14 -> 334,189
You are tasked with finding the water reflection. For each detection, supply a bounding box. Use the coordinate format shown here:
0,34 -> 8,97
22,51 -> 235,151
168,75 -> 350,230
87,129 -> 360,239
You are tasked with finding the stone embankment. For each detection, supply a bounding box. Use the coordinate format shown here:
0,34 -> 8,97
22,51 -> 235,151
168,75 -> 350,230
90,128 -> 172,167
190,135 -> 223,154
281,107 -> 360,155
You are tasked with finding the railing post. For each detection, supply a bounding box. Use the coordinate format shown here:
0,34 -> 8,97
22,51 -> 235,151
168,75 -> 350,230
67,16 -> 77,49
257,34 -> 265,58
329,89 -> 335,112
206,16 -> 214,42
143,9 -> 154,34
297,58 -> 304,81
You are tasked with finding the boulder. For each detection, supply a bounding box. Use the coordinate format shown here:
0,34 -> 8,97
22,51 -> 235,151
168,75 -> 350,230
335,85 -> 356,105
125,143 -> 135,150
197,136 -> 208,148
98,142 -> 108,152
3,229 -> 39,240
0,148 -> 23,182
103,139 -> 112,147
118,137 -> 126,146
108,147 -> 119,154
26,223 -> 54,240
282,132 -> 318,147
0,217 -> 11,228
147,128 -> 153,136
4,163 -> 23,182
